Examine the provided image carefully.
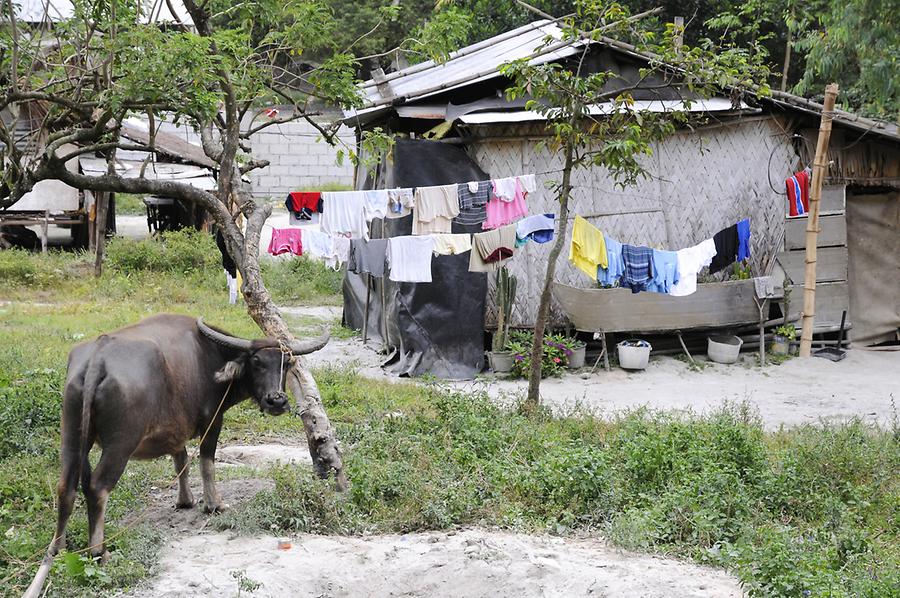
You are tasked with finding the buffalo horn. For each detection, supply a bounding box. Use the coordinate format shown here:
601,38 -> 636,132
289,330 -> 330,355
197,317 -> 253,351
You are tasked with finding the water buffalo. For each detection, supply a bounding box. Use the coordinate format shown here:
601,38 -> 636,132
50,313 -> 328,559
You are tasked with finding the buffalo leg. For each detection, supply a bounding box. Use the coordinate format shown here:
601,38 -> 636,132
52,439 -> 82,555
199,416 -> 225,513
172,448 -> 195,509
85,449 -> 131,559
52,384 -> 90,555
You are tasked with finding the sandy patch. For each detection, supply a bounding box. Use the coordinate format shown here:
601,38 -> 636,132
217,444 -> 312,468
128,529 -> 742,598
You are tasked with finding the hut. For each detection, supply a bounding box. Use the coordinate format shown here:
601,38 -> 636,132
344,20 -> 898,361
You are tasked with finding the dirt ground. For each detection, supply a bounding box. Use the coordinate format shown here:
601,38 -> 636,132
131,528 -> 742,598
125,446 -> 742,598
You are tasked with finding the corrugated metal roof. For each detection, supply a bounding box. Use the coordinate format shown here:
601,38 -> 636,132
79,157 -> 216,190
458,98 -> 755,124
345,19 -> 585,122
120,119 -> 216,169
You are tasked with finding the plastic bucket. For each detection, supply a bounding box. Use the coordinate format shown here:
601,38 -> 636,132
487,351 -> 515,373
707,335 -> 743,364
567,344 -> 586,369
617,339 -> 651,370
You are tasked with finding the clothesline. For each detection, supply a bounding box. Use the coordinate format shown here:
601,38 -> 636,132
569,216 -> 752,297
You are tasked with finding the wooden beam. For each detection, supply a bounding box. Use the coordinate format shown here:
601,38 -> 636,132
800,83 -> 839,357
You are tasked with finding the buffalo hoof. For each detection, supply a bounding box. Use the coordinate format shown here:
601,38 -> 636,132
175,499 -> 196,510
90,550 -> 111,564
203,502 -> 228,514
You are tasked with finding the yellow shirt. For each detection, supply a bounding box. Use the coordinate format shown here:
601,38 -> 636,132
569,215 -> 608,278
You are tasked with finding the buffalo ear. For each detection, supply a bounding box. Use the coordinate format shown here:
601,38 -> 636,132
214,359 -> 244,383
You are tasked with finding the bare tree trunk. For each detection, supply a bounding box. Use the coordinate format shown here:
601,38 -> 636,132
524,142 -> 574,413
93,192 -> 109,276
236,188 -> 348,489
781,25 -> 793,92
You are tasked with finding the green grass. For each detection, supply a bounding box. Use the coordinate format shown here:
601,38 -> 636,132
113,193 -> 147,216
0,238 -> 897,597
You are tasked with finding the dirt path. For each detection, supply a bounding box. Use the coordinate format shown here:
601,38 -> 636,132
132,530 -> 742,598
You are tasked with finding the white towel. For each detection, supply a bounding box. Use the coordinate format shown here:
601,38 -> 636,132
321,191 -> 368,239
387,236 -> 435,282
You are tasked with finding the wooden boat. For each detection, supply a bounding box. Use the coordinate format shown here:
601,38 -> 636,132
551,279 -> 777,334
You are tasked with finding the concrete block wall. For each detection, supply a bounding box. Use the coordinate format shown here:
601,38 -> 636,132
142,114 -> 356,199
246,118 -> 355,199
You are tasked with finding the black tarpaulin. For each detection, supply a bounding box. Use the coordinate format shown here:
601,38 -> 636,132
343,139 -> 489,379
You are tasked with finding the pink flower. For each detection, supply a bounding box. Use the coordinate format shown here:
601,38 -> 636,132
553,357 -> 561,363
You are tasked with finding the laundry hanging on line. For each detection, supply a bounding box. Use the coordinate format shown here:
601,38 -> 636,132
572,219 -> 752,296
786,168 -> 811,217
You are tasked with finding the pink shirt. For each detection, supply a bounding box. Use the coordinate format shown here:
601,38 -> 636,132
484,178 -> 528,230
267,228 -> 303,256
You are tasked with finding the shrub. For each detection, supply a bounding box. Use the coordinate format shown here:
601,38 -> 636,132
105,228 -> 219,275
506,330 -> 569,378
0,249 -> 82,289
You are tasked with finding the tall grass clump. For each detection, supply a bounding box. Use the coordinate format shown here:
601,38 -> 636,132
105,228 -> 219,275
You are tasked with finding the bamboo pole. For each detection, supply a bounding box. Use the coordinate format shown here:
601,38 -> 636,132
799,83 -> 839,357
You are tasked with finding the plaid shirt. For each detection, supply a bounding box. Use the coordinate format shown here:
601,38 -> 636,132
621,244 -> 654,293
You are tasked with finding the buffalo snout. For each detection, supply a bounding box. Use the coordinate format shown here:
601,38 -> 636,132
261,392 -> 289,415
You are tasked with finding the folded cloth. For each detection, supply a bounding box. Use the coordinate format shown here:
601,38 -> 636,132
786,168 -> 810,217
569,215 -> 608,278
620,244 -> 654,293
469,224 -> 516,272
737,218 -> 751,262
387,188 -> 415,218
388,235 -> 435,282
302,229 -> 332,259
597,235 -> 624,286
516,213 -> 555,244
646,249 -> 680,294
286,192 -> 321,220
484,179 -> 528,229
432,234 -> 472,255
669,239 -> 717,297
348,238 -> 388,277
267,228 -> 303,256
364,190 -> 390,221
458,181 -> 491,210
709,224 -> 739,274
321,191 -> 368,239
413,184 -> 460,234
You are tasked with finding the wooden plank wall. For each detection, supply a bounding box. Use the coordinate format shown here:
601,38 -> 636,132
777,183 -> 851,333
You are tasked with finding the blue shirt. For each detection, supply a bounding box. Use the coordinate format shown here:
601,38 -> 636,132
646,249 -> 680,293
737,218 -> 751,262
620,244 -> 654,293
597,235 -> 624,286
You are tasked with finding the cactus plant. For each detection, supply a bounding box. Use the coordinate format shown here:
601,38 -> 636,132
492,266 -> 517,352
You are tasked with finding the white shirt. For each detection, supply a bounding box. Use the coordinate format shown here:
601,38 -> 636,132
364,190 -> 390,221
387,236 -> 435,282
302,229 -> 332,259
321,191 -> 368,239
670,239 -> 717,296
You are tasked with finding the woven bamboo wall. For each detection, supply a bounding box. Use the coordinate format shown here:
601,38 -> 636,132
466,118 -> 796,327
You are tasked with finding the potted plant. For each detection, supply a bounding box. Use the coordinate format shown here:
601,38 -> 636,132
508,330 -> 568,379
487,267 -> 517,373
771,324 -> 796,356
552,334 -> 586,369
